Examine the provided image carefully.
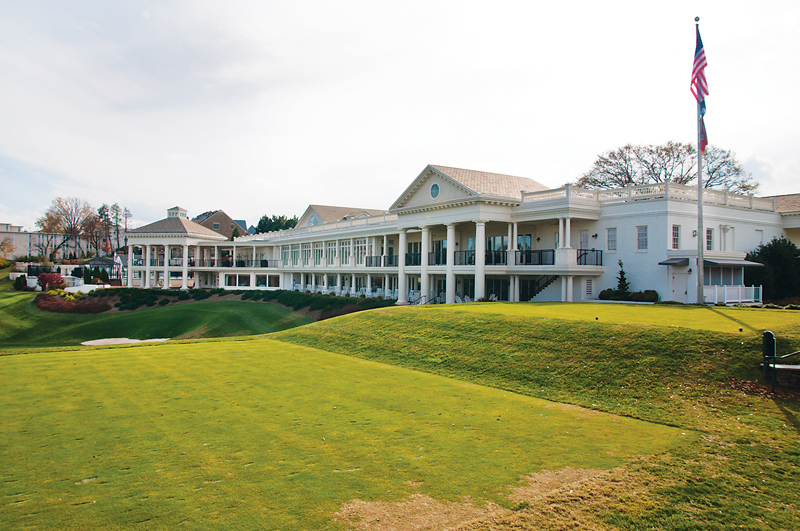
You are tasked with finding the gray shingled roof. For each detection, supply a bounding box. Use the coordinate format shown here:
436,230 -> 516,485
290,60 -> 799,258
129,218 -> 225,238
431,165 -> 550,199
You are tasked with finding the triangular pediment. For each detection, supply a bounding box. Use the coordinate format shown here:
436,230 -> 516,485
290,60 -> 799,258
390,165 -> 478,210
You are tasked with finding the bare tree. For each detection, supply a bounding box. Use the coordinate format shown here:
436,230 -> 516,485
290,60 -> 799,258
577,143 -> 757,194
37,197 -> 94,258
83,213 -> 105,256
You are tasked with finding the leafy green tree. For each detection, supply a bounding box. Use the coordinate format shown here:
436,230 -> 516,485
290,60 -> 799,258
256,215 -> 299,234
745,236 -> 800,302
230,227 -> 240,241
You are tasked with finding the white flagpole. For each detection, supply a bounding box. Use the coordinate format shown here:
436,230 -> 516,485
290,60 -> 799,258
696,20 -> 705,305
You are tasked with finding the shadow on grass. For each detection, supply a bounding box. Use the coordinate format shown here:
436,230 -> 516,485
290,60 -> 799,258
703,306 -> 760,333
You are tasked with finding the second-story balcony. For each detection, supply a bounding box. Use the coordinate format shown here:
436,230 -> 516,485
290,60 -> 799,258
405,253 -> 421,266
577,249 -> 603,266
485,250 -> 507,266
365,256 -> 382,267
428,251 -> 446,266
515,249 -> 556,265
384,255 -> 399,267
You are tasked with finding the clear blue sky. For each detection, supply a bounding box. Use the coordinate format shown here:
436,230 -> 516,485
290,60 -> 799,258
1,1 -> 798,231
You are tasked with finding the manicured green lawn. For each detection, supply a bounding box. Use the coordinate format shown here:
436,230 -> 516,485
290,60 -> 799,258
448,300 -> 800,334
0,339 -> 688,530
0,289 -> 311,350
274,304 -> 800,529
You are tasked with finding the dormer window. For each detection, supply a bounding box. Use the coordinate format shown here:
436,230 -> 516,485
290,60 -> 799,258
430,183 -> 440,199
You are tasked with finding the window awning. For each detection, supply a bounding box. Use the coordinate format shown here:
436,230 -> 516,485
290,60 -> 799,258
658,257 -> 764,267
658,258 -> 689,266
703,258 -> 764,267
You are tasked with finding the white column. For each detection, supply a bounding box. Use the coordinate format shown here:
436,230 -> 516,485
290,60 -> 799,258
250,271 -> 256,288
446,224 -> 456,304
398,230 -> 408,304
512,222 -> 519,251
382,234 -> 388,266
420,226 -> 430,303
384,274 -> 389,296
126,246 -> 133,287
514,275 -> 520,302
558,218 -> 564,249
163,245 -> 169,289
218,270 -> 224,288
336,273 -> 342,294
507,223 -> 513,254
561,276 -> 567,302
144,244 -> 151,288
475,222 -> 486,300
349,238 -> 355,267
181,244 -> 189,290
567,276 -> 574,302
311,273 -> 316,291
366,274 -> 372,292
565,217 -> 572,248
350,273 -> 355,294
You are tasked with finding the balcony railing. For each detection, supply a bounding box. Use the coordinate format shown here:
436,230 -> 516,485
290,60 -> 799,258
514,249 -> 555,265
384,255 -> 399,267
405,253 -> 421,266
428,251 -> 446,266
150,259 -> 164,267
454,250 -> 475,265
365,256 -> 382,267
577,249 -> 603,266
485,250 -> 507,266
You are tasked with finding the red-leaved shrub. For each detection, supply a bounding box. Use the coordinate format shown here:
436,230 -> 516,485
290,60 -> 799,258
37,273 -> 66,291
35,293 -> 110,314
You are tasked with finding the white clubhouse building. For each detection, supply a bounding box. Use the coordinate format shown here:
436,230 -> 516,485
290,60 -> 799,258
127,165 -> 800,305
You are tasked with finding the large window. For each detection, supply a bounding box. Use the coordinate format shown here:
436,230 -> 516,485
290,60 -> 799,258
339,241 -> 351,265
672,225 -> 680,250
637,226 -> 648,251
706,228 -> 713,251
580,230 -> 589,249
326,242 -> 336,265
354,238 -> 367,265
607,228 -> 617,251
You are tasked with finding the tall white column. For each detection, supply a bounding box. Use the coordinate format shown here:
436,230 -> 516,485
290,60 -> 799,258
163,245 -> 169,289
475,222 -> 486,300
336,273 -> 342,294
565,217 -> 572,248
514,275 -> 520,302
366,274 -> 372,292
513,222 -> 519,251
218,270 -> 224,288
181,244 -> 189,289
350,273 -> 355,294
558,218 -> 564,249
349,238 -> 355,267
567,276 -> 574,302
398,230 -> 408,304
144,244 -> 151,288
382,234 -> 388,266
561,276 -> 567,301
126,246 -> 133,287
446,224 -> 456,304
250,272 -> 256,288
507,223 -> 513,253
420,226 -> 430,303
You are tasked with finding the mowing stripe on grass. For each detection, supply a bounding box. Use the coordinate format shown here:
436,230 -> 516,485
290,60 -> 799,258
0,339 -> 693,530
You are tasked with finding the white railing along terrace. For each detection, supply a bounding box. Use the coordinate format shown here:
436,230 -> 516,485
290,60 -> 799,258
520,182 -> 776,212
235,212 -> 399,243
703,285 -> 762,305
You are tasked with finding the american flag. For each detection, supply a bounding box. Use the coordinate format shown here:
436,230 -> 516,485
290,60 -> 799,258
691,25 -> 709,107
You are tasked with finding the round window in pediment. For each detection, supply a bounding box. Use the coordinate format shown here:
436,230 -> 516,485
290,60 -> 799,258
430,183 -> 440,199
309,214 -> 321,226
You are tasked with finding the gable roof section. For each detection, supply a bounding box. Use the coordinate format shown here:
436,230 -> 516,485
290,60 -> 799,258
129,218 -> 225,239
391,165 -> 550,210
766,193 -> 800,213
306,205 -> 389,224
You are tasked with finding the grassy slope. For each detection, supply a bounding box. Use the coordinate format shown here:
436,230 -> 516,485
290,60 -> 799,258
0,288 -> 312,349
272,303 -> 800,530
0,339 -> 687,530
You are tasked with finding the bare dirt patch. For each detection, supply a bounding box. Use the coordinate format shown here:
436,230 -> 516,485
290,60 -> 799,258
335,494 -> 503,531
335,467 -> 605,531
507,467 -> 604,502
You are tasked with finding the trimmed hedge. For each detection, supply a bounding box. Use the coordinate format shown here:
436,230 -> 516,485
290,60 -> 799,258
599,288 -> 659,302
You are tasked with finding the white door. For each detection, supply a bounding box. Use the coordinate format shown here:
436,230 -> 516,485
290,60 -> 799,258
672,273 -> 688,303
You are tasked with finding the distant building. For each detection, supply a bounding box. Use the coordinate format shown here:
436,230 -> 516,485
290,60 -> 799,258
191,210 -> 248,240
126,165 -> 800,304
